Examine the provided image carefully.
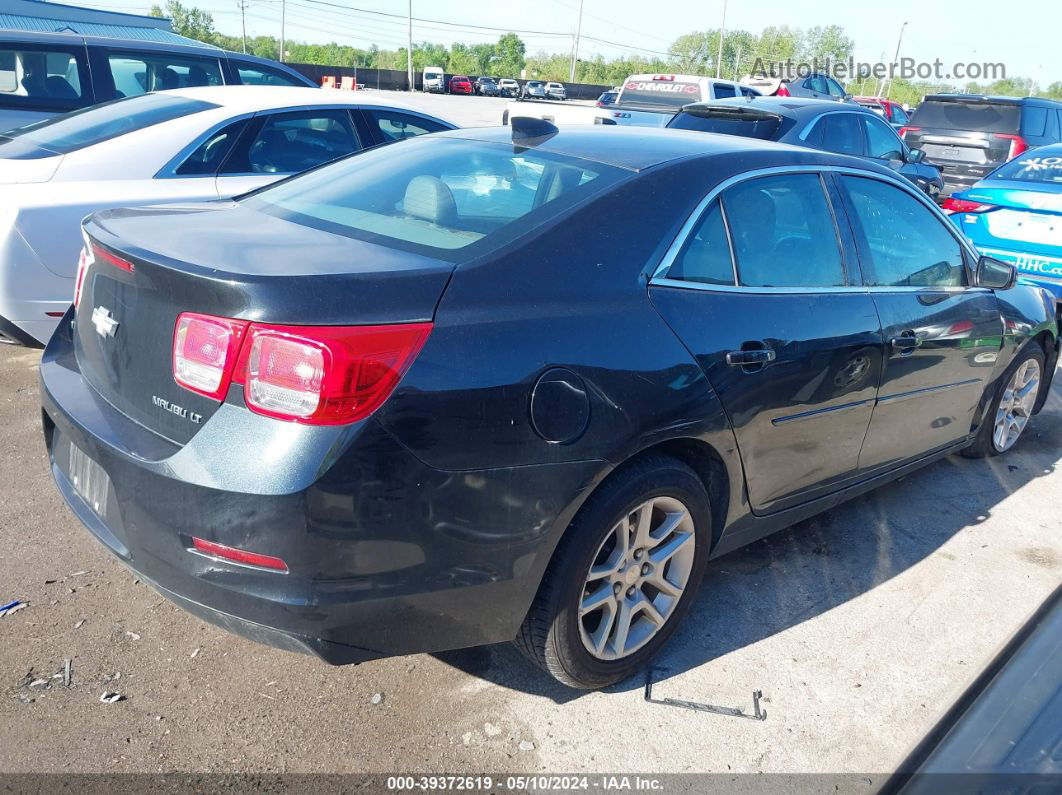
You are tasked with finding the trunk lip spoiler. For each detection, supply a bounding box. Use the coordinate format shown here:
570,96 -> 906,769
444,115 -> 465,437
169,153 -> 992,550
678,104 -> 784,123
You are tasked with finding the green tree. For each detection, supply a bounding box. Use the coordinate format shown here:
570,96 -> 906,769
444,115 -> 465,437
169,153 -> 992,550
493,33 -> 526,78
800,25 -> 854,65
149,0 -> 215,43
1045,81 -> 1062,100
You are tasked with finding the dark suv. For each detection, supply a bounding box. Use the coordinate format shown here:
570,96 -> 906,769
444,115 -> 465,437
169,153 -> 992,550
0,30 -> 315,132
902,95 -> 1062,196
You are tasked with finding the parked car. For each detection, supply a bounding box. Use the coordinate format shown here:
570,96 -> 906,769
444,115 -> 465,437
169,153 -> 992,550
422,66 -> 445,93
943,144 -> 1062,301
0,86 -> 454,346
741,72 -> 849,101
449,75 -> 472,95
42,121 -> 1058,690
597,74 -> 760,127
545,81 -> 566,101
0,29 -> 315,132
497,78 -> 519,98
474,77 -> 500,97
901,94 -> 1062,196
852,96 -> 911,130
523,80 -> 547,99
667,97 -> 943,197
596,90 -> 618,108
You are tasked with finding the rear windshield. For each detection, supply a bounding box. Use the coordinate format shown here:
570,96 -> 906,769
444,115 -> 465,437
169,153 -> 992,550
620,79 -> 702,110
667,109 -> 783,140
989,152 -> 1062,184
248,136 -> 624,259
0,93 -> 217,156
910,99 -> 1020,133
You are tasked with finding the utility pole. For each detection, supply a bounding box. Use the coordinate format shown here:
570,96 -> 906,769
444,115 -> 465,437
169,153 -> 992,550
237,0 -> 247,54
279,0 -> 286,61
879,21 -> 907,98
733,44 -> 742,80
407,0 -> 414,91
714,0 -> 727,78
568,0 -> 583,83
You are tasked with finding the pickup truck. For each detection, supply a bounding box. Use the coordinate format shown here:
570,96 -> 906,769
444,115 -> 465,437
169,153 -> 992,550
503,73 -> 760,128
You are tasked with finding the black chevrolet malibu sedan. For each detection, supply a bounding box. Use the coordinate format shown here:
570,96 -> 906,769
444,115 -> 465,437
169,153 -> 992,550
41,122 -> 1058,689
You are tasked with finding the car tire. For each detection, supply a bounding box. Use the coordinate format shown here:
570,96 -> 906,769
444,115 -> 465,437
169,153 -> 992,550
962,343 -> 1045,458
514,455 -> 712,689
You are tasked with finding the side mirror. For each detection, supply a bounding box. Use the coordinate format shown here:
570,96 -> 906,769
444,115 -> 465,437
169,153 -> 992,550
976,255 -> 1017,290
906,148 -> 927,164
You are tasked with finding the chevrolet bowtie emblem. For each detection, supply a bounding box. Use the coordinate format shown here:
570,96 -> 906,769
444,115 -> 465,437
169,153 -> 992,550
91,306 -> 119,338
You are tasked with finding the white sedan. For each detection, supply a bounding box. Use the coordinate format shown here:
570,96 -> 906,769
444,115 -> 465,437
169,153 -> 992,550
0,85 -> 455,345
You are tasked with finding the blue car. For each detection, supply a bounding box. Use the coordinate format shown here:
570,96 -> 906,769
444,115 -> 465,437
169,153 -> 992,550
944,143 -> 1062,300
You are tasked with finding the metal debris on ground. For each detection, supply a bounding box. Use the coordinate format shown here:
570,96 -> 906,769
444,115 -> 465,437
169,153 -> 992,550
370,692 -> 383,705
99,692 -> 123,703
518,740 -> 535,752
190,648 -> 200,659
643,667 -> 767,721
125,631 -> 141,641
74,619 -> 85,629
29,679 -> 49,688
0,600 -> 27,617
63,659 -> 71,687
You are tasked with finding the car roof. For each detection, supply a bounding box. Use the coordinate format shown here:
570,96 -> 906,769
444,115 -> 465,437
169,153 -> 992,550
436,124 -> 897,174
156,85 -> 433,114
0,28 -> 305,71
923,94 -> 1062,107
677,95 -> 874,121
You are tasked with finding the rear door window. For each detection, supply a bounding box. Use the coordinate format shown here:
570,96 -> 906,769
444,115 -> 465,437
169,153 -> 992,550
818,113 -> 865,156
224,109 -> 360,175
363,109 -> 450,143
234,63 -> 305,86
174,119 -> 249,176
892,106 -> 910,126
0,44 -> 88,110
826,78 -> 847,97
107,51 -> 222,97
722,173 -> 846,287
1021,107 -> 1047,137
841,176 -> 965,287
663,199 -> 734,285
909,100 -> 1020,133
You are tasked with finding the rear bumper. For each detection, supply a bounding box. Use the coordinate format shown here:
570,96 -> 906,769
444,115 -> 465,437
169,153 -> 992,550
40,313 -> 599,664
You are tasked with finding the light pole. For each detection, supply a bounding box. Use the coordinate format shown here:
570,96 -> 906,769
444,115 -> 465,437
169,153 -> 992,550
879,21 -> 908,98
714,0 -> 727,79
407,0 -> 414,91
569,0 -> 584,83
279,0 -> 285,62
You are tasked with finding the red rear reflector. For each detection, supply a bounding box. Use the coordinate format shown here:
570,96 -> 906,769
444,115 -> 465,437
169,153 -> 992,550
46,311 -> 65,317
173,312 -> 249,399
191,537 -> 288,573
73,246 -> 90,309
994,133 -> 1029,160
898,126 -> 920,139
233,322 -> 432,425
91,241 -> 134,273
941,197 -> 997,214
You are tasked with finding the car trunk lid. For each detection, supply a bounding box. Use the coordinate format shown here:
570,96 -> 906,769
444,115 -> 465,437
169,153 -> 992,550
74,203 -> 455,445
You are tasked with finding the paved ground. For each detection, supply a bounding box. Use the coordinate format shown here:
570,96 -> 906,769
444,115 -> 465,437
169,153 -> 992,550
1,340 -> 1060,777
338,89 -> 595,128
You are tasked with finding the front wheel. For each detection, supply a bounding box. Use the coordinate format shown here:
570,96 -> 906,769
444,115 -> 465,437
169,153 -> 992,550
515,456 -> 711,689
962,344 -> 1045,458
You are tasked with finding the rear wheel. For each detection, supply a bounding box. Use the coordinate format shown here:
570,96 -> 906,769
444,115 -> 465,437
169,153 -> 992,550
962,345 -> 1045,458
515,456 -> 711,689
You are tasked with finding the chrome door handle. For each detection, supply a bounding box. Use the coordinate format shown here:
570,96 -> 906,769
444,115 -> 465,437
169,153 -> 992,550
726,349 -> 776,366
890,334 -> 922,352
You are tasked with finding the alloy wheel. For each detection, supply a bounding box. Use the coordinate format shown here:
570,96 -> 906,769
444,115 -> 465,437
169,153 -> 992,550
578,496 -> 696,660
993,358 -> 1041,452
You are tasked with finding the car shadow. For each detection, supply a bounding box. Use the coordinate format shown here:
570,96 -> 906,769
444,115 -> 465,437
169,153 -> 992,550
433,368 -> 1062,703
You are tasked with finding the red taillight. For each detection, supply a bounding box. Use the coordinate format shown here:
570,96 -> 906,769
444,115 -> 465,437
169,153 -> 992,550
776,82 -> 790,97
941,197 -> 997,214
190,537 -> 288,573
73,246 -> 90,309
232,322 -> 432,425
171,314 -> 432,425
898,125 -> 920,140
91,241 -> 134,273
173,312 -> 249,399
994,133 -> 1029,160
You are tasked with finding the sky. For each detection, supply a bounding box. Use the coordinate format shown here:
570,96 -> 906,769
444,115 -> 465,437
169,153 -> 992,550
69,0 -> 1059,86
